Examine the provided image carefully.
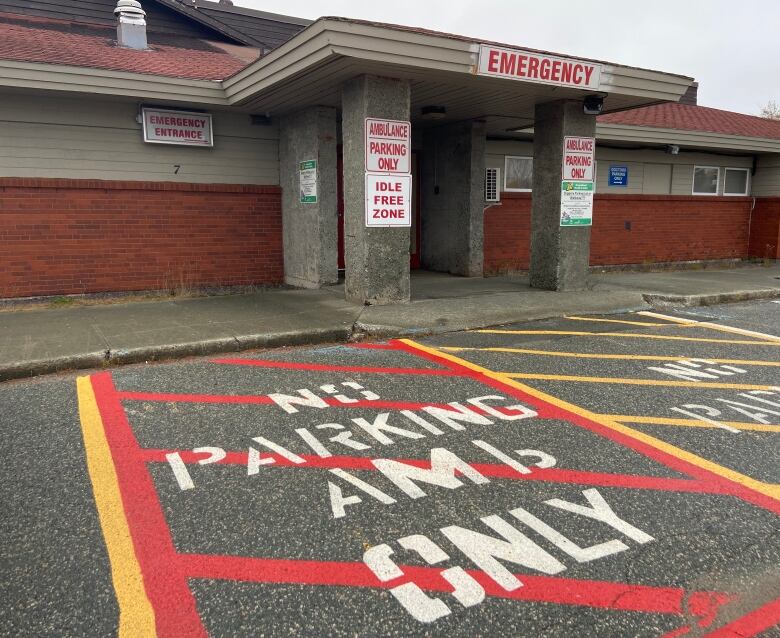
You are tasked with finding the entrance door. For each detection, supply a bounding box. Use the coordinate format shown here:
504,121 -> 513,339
336,148 -> 421,272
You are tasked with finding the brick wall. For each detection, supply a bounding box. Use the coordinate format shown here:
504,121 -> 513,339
483,193 -> 754,272
590,195 -> 751,265
0,178 -> 283,298
748,197 -> 780,260
484,193 -> 532,274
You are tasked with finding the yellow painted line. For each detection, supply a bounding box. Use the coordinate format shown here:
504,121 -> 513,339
602,414 -> 780,433
502,372 -> 775,391
438,345 -> 780,367
77,376 -> 156,637
565,315 -> 693,327
639,310 -> 780,343
474,329 -> 780,346
400,339 -> 780,501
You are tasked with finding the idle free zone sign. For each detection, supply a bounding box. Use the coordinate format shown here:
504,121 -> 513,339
365,173 -> 412,227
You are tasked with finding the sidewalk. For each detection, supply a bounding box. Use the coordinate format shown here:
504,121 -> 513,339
1,264 -> 778,381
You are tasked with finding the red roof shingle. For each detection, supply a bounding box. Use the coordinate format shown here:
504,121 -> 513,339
598,103 -> 780,141
0,15 -> 254,81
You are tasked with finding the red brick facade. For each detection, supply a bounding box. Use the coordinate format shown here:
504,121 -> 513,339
484,193 -> 532,274
484,193 -> 759,273
1,179 -> 774,299
748,197 -> 780,260
0,178 -> 283,298
590,195 -> 751,265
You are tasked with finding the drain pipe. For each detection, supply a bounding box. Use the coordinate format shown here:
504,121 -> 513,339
747,196 -> 756,259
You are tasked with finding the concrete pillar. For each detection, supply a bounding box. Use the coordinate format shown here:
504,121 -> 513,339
420,120 -> 486,277
279,106 -> 338,288
342,75 -> 411,305
529,99 -> 597,291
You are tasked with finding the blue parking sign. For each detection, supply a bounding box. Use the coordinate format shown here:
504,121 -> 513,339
609,165 -> 628,186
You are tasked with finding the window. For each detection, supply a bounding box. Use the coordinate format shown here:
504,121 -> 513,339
485,167 -> 500,202
692,166 -> 719,195
504,156 -> 533,191
724,168 -> 749,196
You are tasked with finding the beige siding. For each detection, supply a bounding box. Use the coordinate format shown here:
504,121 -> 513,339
484,139 -> 757,196
643,163 -> 672,194
752,154 -> 780,196
0,92 -> 279,184
671,163 -> 694,195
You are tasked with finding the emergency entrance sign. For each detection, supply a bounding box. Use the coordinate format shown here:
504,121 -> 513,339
562,136 -> 595,181
560,181 -> 594,226
141,107 -> 213,147
365,118 -> 411,174
365,173 -> 412,227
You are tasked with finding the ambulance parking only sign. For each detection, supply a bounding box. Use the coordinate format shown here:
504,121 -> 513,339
365,118 -> 411,174
562,136 -> 595,181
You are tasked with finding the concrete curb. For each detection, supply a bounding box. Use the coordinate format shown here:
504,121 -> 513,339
0,352 -> 109,383
0,327 -> 352,383
354,305 -> 652,340
2,287 -> 776,383
643,288 -> 780,308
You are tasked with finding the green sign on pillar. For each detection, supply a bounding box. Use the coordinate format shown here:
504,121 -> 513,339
560,180 -> 594,226
299,159 -> 317,204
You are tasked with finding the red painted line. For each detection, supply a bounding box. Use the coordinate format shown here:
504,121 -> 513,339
661,591 -> 745,638
392,340 -> 780,515
177,552 -> 733,619
702,596 -> 780,637
117,391 -> 435,410
212,358 -> 460,376
90,372 -> 207,638
140,448 -> 723,495
115,391 -> 513,419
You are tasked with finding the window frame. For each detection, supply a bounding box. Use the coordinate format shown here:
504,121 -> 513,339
723,167 -> 750,196
485,167 -> 500,202
503,155 -> 533,192
691,165 -> 720,196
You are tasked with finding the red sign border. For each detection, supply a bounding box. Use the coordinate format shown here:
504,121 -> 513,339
364,117 -> 412,174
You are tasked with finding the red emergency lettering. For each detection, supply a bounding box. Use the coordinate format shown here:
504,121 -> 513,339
551,60 -> 562,82
539,58 -> 551,80
584,65 -> 595,86
487,49 -> 500,73
527,56 -> 540,78
499,52 -> 516,75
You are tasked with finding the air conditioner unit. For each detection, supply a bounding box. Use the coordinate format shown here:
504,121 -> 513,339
485,167 -> 500,202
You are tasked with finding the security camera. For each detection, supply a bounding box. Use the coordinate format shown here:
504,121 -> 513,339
666,144 -> 680,155
583,96 -> 604,115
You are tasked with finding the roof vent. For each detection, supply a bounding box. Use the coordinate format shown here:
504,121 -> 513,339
114,0 -> 148,50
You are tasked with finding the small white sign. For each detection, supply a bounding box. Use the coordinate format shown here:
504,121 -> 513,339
365,118 -> 411,174
365,173 -> 412,227
142,108 -> 213,147
562,136 -> 595,182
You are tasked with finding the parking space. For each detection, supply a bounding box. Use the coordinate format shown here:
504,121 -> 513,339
71,309 -> 780,636
429,307 -> 780,492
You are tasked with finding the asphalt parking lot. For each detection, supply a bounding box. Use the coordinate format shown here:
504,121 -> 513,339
1,300 -> 778,636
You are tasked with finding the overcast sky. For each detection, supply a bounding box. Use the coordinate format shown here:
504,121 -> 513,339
236,0 -> 779,115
